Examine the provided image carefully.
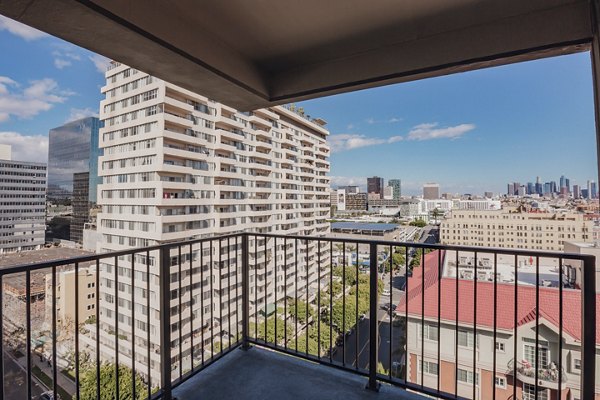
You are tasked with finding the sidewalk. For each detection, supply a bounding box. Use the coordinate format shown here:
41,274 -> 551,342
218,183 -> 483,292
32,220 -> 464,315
15,352 -> 76,397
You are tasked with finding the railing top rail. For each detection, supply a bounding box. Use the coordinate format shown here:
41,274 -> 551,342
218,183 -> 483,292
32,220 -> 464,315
0,231 -> 593,276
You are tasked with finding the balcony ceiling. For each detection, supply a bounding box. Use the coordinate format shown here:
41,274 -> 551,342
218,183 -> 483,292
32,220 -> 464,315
0,0 -> 593,110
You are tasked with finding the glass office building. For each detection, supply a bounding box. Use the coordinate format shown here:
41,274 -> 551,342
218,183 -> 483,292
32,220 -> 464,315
48,117 -> 103,203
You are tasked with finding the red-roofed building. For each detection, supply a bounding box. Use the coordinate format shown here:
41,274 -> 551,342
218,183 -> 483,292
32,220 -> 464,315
397,251 -> 600,400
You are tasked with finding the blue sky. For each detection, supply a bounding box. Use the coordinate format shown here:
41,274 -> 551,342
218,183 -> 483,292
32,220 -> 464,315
0,15 -> 597,195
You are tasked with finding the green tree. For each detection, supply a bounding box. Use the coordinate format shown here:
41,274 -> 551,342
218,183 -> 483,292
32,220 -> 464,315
409,219 -> 427,228
78,363 -> 148,400
289,300 -> 313,324
250,316 -> 292,344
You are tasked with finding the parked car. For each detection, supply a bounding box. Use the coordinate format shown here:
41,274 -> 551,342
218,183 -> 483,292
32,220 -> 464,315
39,392 -> 57,400
382,289 -> 391,296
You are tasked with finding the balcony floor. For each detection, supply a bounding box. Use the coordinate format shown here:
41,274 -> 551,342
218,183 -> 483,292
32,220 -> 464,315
173,346 -> 423,400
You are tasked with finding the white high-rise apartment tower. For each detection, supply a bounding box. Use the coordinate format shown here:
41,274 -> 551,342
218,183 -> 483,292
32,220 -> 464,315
94,62 -> 330,383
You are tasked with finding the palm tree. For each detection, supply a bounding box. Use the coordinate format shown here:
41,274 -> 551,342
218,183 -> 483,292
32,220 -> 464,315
431,208 -> 442,225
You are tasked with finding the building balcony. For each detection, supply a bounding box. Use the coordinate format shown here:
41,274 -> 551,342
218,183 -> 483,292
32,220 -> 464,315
508,358 -> 568,390
0,233 -> 595,400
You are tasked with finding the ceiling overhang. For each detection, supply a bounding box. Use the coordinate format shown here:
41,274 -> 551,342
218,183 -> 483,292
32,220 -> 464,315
0,0 -> 594,110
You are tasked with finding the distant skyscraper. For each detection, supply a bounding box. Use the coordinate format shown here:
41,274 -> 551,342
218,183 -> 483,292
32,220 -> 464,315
48,117 -> 103,203
544,182 -> 552,195
513,182 -> 520,195
535,176 -> 543,195
389,179 -> 401,200
367,176 -> 384,199
566,178 -> 570,192
573,184 -> 581,199
560,175 -> 566,190
591,181 -> 597,199
526,182 -> 534,195
507,183 -> 514,196
423,183 -> 440,199
550,181 -> 557,193
582,188 -> 589,199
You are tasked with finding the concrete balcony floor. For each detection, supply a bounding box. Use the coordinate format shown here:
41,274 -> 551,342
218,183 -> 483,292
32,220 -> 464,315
173,346 -> 424,400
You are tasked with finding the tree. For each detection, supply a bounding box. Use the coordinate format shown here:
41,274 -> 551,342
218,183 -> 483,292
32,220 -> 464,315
250,316 -> 292,344
78,363 -> 148,400
289,300 -> 313,324
409,219 -> 427,228
430,208 -> 442,224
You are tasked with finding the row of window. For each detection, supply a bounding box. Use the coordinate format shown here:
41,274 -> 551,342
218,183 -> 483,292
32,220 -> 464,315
103,88 -> 158,114
102,155 -> 155,170
0,163 -> 46,170
101,188 -> 156,199
102,121 -> 158,142
104,138 -> 156,155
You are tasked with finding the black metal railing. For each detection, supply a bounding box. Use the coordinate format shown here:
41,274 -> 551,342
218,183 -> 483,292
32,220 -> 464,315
0,233 -> 595,400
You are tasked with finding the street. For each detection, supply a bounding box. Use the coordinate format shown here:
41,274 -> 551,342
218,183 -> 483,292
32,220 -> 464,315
330,273 -> 405,373
3,351 -> 45,399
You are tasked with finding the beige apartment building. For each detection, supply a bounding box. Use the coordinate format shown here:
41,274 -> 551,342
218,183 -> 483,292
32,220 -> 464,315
91,62 -> 331,383
440,209 -> 592,251
45,266 -> 97,326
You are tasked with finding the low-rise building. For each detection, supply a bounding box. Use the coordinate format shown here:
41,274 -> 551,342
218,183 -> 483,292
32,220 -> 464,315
440,209 -> 592,251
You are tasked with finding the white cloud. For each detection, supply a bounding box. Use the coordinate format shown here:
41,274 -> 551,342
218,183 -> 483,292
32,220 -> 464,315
406,123 -> 475,141
66,107 -> 98,123
0,76 -> 71,122
88,54 -> 111,74
330,122 -> 475,152
0,132 -> 48,162
52,50 -> 82,69
0,15 -> 47,41
329,134 -> 386,152
54,59 -> 72,69
330,176 -> 367,189
389,117 -> 402,123
365,117 -> 375,124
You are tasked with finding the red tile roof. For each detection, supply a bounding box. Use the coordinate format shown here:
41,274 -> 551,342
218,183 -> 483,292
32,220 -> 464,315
396,251 -> 600,343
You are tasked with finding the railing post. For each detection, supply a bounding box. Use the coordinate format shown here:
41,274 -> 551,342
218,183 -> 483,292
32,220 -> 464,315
581,255 -> 596,400
160,246 -> 173,400
241,233 -> 251,350
366,242 -> 380,391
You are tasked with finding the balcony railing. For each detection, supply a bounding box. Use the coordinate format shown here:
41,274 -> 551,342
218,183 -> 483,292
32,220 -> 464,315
0,233 -> 595,400
508,358 -> 567,389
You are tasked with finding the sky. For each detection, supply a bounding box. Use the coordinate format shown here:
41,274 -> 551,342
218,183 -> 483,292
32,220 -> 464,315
0,15 -> 597,196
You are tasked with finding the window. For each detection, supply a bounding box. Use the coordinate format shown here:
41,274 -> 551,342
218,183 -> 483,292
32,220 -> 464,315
422,323 -> 439,341
573,358 -> 581,373
523,338 -> 549,368
495,341 -> 505,352
458,330 -> 477,348
457,369 -> 478,385
420,360 -> 438,376
495,376 -> 506,388
523,383 -> 547,400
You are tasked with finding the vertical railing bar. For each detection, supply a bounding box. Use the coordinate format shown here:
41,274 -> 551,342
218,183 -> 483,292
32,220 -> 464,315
159,246 -> 173,400
329,240 -> 333,363
52,266 -> 58,400
317,240 -> 321,358
227,237 -> 232,351
356,242 -> 359,371
513,254 -> 518,400
219,238 -> 224,355
558,257 -> 563,394
0,275 -> 3,400
26,270 -> 32,400
284,238 -> 288,350
114,255 -> 120,400
342,241 -> 346,366
146,251 -> 151,400
96,259 -> 101,400
389,244 -> 393,379
75,261 -> 80,400
131,254 -> 136,400
420,248 -> 424,389
235,235 -> 240,346
254,235 -> 258,341
492,253 -> 497,400
305,238 -> 309,356
189,243 -> 194,371
581,254 -> 596,400
454,250 -> 459,399
178,246 -> 183,380
210,240 -> 214,360
274,237 -> 278,347
366,242 -> 380,391
473,251 -> 477,400
295,238 -> 298,351
534,255 -> 540,399
436,249 -> 441,394
405,246 -> 409,384
200,242 -> 205,367
264,237 -> 268,344
241,234 -> 249,350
